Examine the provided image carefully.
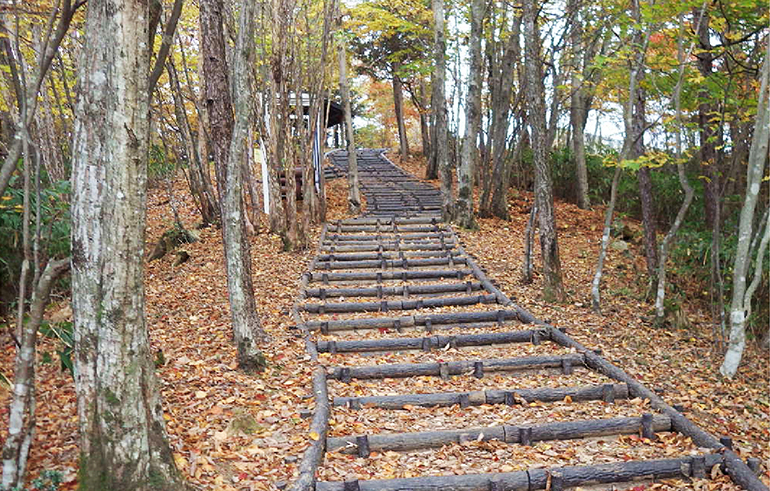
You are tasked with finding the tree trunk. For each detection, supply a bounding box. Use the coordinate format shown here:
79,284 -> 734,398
419,79 -> 430,158
167,60 -> 219,225
200,0 -> 233,206
592,167 -> 622,313
1,259 -> 69,488
455,0 -> 483,229
655,10 -> 705,323
695,10 -> 720,231
523,0 -> 565,302
339,46 -> 361,214
432,0 -> 451,220
568,0 -> 590,210
392,69 -> 410,160
70,1 -> 185,488
225,0 -> 270,372
637,170 -> 659,286
721,41 -> 769,378
522,202 -> 538,284
593,0 -> 649,313
481,18 -> 519,220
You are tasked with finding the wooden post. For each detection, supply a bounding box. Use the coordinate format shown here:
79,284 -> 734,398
356,435 -> 370,458
641,413 -> 655,440
473,361 -> 484,378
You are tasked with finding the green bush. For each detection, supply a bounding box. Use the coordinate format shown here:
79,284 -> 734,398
11,470 -> 63,491
0,177 -> 71,316
148,144 -> 176,182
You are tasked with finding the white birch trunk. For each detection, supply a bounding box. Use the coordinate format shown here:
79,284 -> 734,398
70,1 -> 185,488
2,259 -> 69,489
721,41 -> 770,378
226,0 -> 270,372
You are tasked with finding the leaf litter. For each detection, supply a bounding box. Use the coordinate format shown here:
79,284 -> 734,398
0,160 -> 766,490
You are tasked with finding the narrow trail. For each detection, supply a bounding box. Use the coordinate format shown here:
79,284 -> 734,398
286,150 -> 765,491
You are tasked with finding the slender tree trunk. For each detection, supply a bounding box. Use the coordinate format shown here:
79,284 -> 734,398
339,45 -> 361,214
695,10 -> 720,231
200,0 -> 232,206
721,41 -> 769,377
568,0 -> 590,209
392,69 -> 410,160
592,0 -> 649,313
523,0 -> 565,302
482,18 -> 519,220
70,1 -> 185,488
419,79 -> 430,158
167,60 -> 219,225
225,0 -> 269,372
1,259 -> 69,489
592,168 -> 622,312
432,0 -> 451,219
522,202 -> 538,284
654,11 -> 698,322
455,0 -> 483,229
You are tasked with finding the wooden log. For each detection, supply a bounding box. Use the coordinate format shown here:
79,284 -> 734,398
335,225 -> 446,233
315,329 -> 547,353
327,354 -> 585,381
303,309 -> 519,332
308,269 -> 471,283
305,282 -> 483,299
314,257 -> 468,270
315,250 -> 462,262
314,454 -> 724,491
333,384 -> 629,409
325,231 -> 451,242
301,294 -> 497,314
547,327 -> 768,491
320,243 -> 454,253
336,217 -> 441,225
327,415 -> 671,454
289,368 -> 329,491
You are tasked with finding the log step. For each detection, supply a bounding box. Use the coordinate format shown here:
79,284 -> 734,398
334,383 -> 629,409
305,281 -> 484,299
314,256 -> 468,270
327,353 -> 585,381
308,269 -> 473,284
316,329 -> 547,353
327,414 -> 671,453
315,250 -> 462,262
303,309 -> 520,332
324,232 -> 452,242
314,454 -> 724,491
319,243 -> 455,253
333,225 -> 444,233
301,294 -> 498,314
335,217 -> 443,226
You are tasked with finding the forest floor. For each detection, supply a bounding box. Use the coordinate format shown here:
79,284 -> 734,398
0,154 -> 767,491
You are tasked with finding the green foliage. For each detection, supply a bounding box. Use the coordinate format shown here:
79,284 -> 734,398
148,144 -> 176,182
669,215 -> 770,334
10,470 -> 63,491
550,145 -> 705,229
0,177 -> 71,314
39,321 -> 74,376
354,123 -> 389,149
